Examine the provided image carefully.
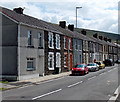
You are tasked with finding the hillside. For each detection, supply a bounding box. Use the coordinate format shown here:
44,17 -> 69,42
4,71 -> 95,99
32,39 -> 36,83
75,28 -> 120,44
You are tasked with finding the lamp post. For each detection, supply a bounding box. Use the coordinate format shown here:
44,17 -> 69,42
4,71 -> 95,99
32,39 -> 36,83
76,7 -> 82,28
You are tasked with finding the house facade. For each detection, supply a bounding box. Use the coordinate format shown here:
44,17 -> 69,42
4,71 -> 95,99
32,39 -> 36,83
1,7 -> 45,80
1,7 -> 120,81
44,30 -> 63,75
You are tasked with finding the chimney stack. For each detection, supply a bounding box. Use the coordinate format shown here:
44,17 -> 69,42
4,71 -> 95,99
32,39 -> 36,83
93,33 -> 98,38
59,21 -> 66,28
99,36 -> 103,40
13,7 -> 24,14
81,29 -> 86,35
104,37 -> 108,42
68,24 -> 74,31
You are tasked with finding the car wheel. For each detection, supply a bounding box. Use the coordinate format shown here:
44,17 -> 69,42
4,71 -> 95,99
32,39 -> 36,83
84,71 -> 86,75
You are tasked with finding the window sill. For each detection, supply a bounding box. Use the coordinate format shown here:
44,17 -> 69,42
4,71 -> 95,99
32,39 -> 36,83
26,68 -> 36,71
27,45 -> 34,48
49,46 -> 54,49
38,46 -> 44,49
56,48 -> 61,50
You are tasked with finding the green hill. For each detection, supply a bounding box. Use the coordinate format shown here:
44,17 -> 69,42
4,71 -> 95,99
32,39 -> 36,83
75,28 -> 120,44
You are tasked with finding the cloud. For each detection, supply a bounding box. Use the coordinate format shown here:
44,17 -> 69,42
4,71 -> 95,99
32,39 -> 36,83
0,0 -> 119,33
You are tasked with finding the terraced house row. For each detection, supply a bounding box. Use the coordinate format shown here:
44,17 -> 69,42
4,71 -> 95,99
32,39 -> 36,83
1,7 -> 120,81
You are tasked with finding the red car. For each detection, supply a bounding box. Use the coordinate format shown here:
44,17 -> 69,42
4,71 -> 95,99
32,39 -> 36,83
71,64 -> 89,75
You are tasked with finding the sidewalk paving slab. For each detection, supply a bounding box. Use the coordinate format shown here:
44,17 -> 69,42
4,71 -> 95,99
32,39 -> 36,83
1,71 -> 71,91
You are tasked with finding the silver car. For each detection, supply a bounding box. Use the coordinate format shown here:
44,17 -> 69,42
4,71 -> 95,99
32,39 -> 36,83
87,63 -> 99,71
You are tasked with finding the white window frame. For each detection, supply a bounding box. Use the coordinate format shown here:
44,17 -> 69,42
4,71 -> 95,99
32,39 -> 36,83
64,54 -> 67,67
48,32 -> 54,49
56,52 -> 61,67
68,39 -> 71,50
38,32 -> 43,47
56,34 -> 60,49
48,52 -> 54,70
28,30 -> 32,46
64,37 -> 66,49
27,58 -> 36,71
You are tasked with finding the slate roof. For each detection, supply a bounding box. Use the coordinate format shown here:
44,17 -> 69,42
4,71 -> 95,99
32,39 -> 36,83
0,6 -> 118,47
0,6 -> 60,33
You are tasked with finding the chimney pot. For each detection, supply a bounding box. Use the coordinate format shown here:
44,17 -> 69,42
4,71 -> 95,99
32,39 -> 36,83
68,24 -> 74,31
59,21 -> 66,28
81,29 -> 86,35
13,7 -> 24,14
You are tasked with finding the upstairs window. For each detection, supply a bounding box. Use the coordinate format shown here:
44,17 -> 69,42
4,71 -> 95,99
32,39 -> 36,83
64,37 -> 68,49
38,32 -> 43,48
48,32 -> 54,48
56,34 -> 60,49
68,39 -> 72,50
28,30 -> 32,46
75,40 -> 78,50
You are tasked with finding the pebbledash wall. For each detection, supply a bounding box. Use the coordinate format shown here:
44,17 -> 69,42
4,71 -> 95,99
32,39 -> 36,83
18,25 -> 44,80
1,12 -> 45,80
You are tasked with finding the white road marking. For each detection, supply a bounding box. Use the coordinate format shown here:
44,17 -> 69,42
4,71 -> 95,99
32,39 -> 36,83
68,81 -> 83,88
32,88 -> 62,100
99,72 -> 105,76
88,76 -> 96,80
108,70 -> 112,72
108,85 -> 120,102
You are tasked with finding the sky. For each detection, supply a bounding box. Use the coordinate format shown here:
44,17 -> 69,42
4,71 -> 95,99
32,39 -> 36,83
0,0 -> 119,34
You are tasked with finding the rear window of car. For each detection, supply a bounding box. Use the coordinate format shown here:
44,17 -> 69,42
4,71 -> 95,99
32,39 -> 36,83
95,62 -> 101,65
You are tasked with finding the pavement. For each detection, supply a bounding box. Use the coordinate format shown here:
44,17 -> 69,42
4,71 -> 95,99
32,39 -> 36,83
1,71 -> 71,91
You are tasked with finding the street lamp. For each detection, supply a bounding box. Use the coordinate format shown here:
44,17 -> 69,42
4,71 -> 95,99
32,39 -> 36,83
76,7 -> 82,28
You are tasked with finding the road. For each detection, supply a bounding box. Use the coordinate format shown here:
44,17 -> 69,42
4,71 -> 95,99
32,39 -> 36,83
2,64 -> 120,101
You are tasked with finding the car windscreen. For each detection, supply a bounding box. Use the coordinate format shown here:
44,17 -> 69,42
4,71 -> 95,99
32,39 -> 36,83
75,65 -> 85,68
87,64 -> 96,66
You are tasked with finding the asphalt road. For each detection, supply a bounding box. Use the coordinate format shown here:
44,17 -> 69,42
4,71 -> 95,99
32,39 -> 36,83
2,64 -> 120,101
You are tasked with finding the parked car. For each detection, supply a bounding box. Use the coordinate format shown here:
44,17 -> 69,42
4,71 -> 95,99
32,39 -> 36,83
103,59 -> 114,66
87,63 -> 99,71
71,64 -> 89,75
95,61 -> 105,69
115,59 -> 120,64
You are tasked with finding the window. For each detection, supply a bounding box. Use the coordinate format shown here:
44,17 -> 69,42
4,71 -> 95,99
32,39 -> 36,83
48,52 -> 54,70
64,37 -> 66,49
56,53 -> 61,67
38,32 -> 43,47
75,40 -> 78,50
48,32 -> 54,48
68,39 -> 71,49
28,30 -> 32,46
27,58 -> 35,71
64,54 -> 68,67
56,34 -> 60,49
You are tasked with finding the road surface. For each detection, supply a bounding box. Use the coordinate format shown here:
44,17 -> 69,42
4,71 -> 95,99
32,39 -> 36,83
2,64 -> 120,101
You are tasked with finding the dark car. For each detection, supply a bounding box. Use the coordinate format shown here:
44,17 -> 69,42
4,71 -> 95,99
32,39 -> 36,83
103,59 -> 114,66
71,64 -> 89,75
115,59 -> 120,64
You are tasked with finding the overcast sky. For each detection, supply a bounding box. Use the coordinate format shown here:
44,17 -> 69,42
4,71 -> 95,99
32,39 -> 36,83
0,0 -> 119,34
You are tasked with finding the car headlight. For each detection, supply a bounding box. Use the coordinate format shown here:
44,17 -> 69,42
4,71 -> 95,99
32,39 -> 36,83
81,68 -> 84,70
